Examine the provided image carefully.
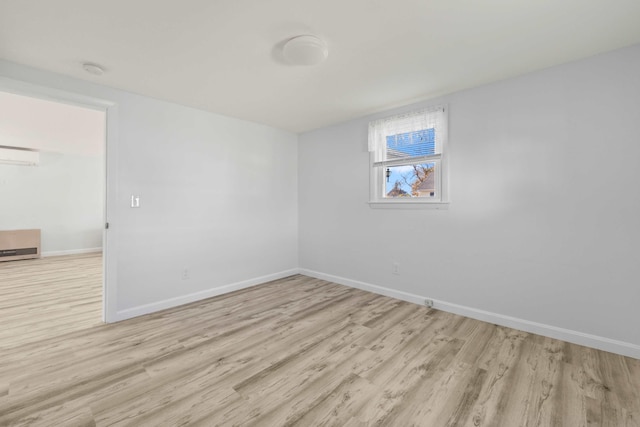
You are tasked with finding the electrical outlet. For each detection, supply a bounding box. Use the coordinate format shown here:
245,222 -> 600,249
424,299 -> 434,308
181,268 -> 190,280
392,262 -> 400,275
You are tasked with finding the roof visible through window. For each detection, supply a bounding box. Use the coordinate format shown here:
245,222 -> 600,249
386,128 -> 435,159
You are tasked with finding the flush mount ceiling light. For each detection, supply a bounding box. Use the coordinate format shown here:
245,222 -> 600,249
82,62 -> 105,76
282,35 -> 328,66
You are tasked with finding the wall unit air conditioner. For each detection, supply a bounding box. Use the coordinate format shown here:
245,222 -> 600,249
0,146 -> 40,166
0,229 -> 41,261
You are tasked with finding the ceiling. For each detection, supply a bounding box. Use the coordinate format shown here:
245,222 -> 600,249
1,0 -> 640,133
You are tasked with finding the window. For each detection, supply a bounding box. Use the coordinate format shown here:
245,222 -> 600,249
368,106 -> 448,206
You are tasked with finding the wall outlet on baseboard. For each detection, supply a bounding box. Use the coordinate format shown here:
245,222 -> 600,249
181,268 -> 190,280
424,299 -> 434,308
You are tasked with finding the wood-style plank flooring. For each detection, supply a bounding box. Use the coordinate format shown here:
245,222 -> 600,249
1,256 -> 639,426
0,253 -> 102,349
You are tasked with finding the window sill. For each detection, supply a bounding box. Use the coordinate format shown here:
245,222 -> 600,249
368,200 -> 449,210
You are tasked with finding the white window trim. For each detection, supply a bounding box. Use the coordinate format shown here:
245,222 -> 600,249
368,105 -> 449,208
367,199 -> 449,209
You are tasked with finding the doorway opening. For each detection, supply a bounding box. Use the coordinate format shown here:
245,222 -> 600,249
0,88 -> 111,346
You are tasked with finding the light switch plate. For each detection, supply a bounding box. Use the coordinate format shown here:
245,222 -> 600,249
131,195 -> 140,208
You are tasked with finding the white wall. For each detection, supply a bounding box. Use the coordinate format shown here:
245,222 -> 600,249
0,59 -> 298,319
0,152 -> 104,254
0,91 -> 105,156
0,91 -> 105,254
298,44 -> 640,356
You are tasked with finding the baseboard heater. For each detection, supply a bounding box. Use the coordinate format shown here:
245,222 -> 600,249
0,229 -> 41,262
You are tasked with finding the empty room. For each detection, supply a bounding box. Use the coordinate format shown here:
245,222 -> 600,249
0,91 -> 106,347
0,0 -> 639,426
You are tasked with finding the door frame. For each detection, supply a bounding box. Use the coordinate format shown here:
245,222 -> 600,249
0,76 -> 118,323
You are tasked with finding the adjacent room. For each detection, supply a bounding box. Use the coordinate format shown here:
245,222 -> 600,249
0,91 -> 105,346
0,0 -> 639,425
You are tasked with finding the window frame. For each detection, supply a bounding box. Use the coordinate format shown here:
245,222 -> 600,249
368,105 -> 449,209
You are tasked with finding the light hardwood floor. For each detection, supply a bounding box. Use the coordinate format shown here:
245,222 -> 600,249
0,253 -> 102,349
1,256 -> 639,426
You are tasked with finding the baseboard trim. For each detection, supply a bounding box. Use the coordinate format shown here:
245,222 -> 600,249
114,268 -> 299,322
299,268 -> 640,360
42,247 -> 102,257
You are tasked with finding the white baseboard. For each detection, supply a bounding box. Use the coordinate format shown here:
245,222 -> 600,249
114,268 -> 299,322
299,268 -> 640,360
42,247 -> 102,257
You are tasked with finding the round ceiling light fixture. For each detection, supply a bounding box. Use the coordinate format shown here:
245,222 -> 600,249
282,35 -> 328,66
82,62 -> 105,76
